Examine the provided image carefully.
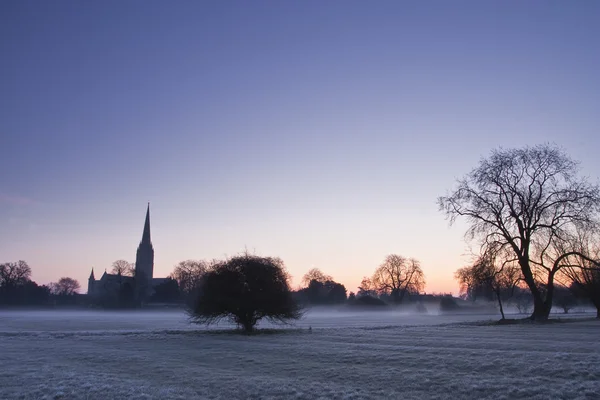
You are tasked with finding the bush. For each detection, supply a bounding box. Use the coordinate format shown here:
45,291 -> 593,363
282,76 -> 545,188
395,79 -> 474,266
189,254 -> 302,332
440,295 -> 460,312
352,295 -> 388,307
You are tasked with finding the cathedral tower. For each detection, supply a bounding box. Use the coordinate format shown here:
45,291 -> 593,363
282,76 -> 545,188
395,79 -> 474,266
135,203 -> 154,298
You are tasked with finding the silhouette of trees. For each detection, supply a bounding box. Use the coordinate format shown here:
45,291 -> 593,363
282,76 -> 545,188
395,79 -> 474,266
455,249 -> 521,319
301,268 -> 332,287
170,259 -> 208,303
371,255 -> 425,304
111,260 -> 134,276
552,285 -> 578,314
439,144 -> 600,320
50,277 -> 81,295
513,286 -> 534,314
189,253 -> 302,333
357,276 -> 377,298
0,261 -> 34,305
558,233 -> 600,318
0,260 -> 32,287
296,277 -> 347,305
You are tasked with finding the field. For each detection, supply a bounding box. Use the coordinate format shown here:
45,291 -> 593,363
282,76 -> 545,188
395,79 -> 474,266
1,309 -> 599,399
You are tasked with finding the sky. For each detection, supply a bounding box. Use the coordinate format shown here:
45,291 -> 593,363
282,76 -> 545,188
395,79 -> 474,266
1,0 -> 599,294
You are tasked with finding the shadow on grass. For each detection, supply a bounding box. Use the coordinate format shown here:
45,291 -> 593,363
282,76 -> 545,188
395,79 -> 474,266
189,327 -> 309,336
468,317 -> 599,327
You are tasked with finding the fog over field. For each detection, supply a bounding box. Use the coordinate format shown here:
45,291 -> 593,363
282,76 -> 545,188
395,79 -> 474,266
1,309 -> 599,399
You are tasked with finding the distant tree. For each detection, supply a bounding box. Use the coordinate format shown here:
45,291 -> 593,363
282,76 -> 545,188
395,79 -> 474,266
51,277 -> 81,296
352,295 -> 387,307
0,260 -> 32,288
439,144 -> 600,320
455,248 -> 521,319
0,261 -> 33,305
189,253 -> 302,333
348,292 -> 356,302
552,284 -> 578,314
301,268 -> 332,287
357,276 -> 376,298
556,229 -> 600,318
111,260 -> 134,276
22,281 -> 51,305
170,259 -> 208,303
513,286 -> 534,314
298,278 -> 347,305
455,266 -> 494,302
439,295 -> 460,312
371,255 -> 425,304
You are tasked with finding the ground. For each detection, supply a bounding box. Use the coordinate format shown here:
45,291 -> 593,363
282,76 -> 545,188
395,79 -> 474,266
0,309 -> 598,399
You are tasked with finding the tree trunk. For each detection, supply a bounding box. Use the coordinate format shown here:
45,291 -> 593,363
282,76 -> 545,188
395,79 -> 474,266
242,320 -> 254,333
530,298 -> 551,321
521,259 -> 554,321
495,290 -> 505,320
593,298 -> 600,319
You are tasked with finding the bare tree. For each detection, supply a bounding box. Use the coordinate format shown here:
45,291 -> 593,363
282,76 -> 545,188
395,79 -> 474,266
474,249 -> 521,320
0,260 -> 32,288
51,277 -> 81,296
170,260 -> 209,298
301,268 -> 332,287
558,230 -> 600,318
111,260 -> 134,276
371,255 -> 425,304
439,144 -> 600,320
357,276 -> 376,297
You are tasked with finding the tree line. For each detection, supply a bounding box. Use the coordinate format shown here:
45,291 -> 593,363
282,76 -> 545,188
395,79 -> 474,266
5,144 -> 599,324
0,260 -> 82,306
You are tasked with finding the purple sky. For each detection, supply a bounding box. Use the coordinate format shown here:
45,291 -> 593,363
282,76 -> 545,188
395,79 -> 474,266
1,1 -> 599,294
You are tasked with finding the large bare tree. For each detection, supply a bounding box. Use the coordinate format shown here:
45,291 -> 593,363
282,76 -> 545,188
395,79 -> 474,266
439,144 -> 600,320
371,255 -> 425,304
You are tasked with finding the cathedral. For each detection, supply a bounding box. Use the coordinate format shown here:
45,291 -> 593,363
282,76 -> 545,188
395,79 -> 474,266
87,204 -> 168,303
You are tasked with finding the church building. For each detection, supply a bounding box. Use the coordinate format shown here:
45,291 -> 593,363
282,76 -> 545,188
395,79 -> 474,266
87,204 -> 168,303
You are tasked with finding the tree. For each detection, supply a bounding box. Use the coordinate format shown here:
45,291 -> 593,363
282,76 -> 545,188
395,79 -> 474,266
552,285 -> 578,314
0,260 -> 32,288
357,276 -> 376,297
558,233 -> 600,318
568,267 -> 600,318
455,266 -> 494,302
301,268 -> 332,287
439,144 -> 600,320
189,253 -> 302,333
111,260 -> 134,276
371,255 -> 425,304
455,250 -> 521,319
51,277 -> 81,296
297,278 -> 347,305
0,261 -> 33,305
170,259 -> 208,303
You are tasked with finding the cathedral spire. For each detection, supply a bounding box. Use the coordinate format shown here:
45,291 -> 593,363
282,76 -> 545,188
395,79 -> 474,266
89,268 -> 95,280
141,202 -> 151,244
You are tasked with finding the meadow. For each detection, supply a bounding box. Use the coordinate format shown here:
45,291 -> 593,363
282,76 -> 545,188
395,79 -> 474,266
0,309 -> 598,399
